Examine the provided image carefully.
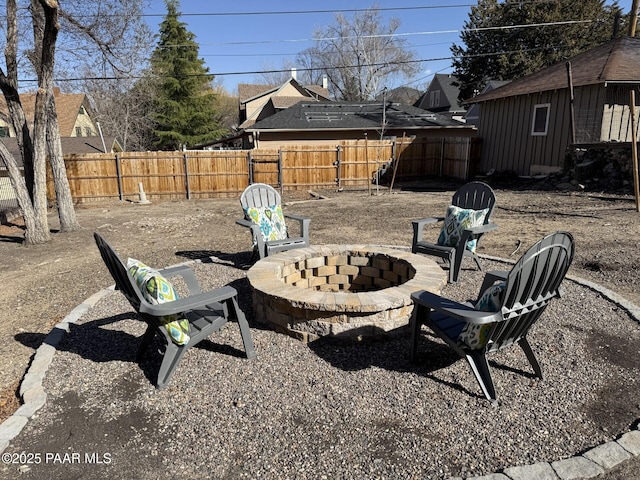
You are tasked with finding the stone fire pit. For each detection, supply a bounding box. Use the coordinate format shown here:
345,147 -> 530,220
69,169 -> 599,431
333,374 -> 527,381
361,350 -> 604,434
247,245 -> 446,342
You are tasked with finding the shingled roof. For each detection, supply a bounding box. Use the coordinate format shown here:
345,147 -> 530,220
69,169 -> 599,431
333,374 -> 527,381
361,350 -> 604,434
469,36 -> 640,104
414,74 -> 464,112
0,89 -> 91,136
238,84 -> 278,103
246,101 -> 466,132
0,136 -> 122,167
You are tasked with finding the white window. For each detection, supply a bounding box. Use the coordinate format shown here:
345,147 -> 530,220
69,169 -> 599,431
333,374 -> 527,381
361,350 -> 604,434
429,90 -> 440,108
531,103 -> 550,136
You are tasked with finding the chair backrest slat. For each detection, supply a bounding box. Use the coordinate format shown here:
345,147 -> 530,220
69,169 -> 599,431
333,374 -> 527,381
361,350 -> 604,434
94,232 -> 143,312
451,181 -> 496,216
486,231 -> 574,353
240,183 -> 281,210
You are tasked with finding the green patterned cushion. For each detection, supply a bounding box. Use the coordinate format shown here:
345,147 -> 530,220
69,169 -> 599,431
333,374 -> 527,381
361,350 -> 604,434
244,204 -> 287,242
127,259 -> 191,346
458,282 -> 505,350
437,205 -> 489,253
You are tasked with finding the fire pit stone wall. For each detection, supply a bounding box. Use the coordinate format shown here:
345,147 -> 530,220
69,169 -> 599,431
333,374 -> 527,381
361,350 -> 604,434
247,245 -> 446,342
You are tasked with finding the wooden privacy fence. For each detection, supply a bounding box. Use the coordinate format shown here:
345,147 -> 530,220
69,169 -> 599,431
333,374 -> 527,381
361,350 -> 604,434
46,137 -> 480,204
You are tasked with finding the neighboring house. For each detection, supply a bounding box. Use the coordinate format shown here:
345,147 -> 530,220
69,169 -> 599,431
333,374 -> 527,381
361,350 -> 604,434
244,101 -> 476,149
414,74 -> 467,122
238,76 -> 331,130
0,87 -> 121,163
0,87 -> 98,138
380,86 -> 422,106
463,80 -> 510,126
197,75 -> 332,150
467,36 -> 640,176
0,136 -> 123,166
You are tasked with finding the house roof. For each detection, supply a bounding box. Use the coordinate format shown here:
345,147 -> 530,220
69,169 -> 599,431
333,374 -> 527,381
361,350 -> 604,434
303,84 -> 331,100
469,36 -> 640,104
238,79 -> 331,105
238,84 -> 278,104
0,89 -> 91,137
238,78 -> 332,129
1,136 -> 122,167
382,86 -> 422,105
271,96 -> 312,110
246,101 -> 468,132
414,74 -> 464,112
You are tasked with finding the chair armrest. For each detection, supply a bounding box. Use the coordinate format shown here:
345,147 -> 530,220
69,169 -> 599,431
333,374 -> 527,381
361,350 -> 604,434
236,218 -> 253,228
455,222 -> 498,250
478,270 -> 508,295
157,264 -> 202,295
236,217 -> 267,254
284,213 -> 311,239
139,285 -> 239,317
411,289 -> 502,325
412,217 -> 444,244
463,222 -> 498,237
284,213 -> 310,222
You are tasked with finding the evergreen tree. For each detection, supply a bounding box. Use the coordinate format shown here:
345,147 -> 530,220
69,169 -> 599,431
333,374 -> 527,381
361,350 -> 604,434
451,0 -> 625,103
150,0 -> 224,150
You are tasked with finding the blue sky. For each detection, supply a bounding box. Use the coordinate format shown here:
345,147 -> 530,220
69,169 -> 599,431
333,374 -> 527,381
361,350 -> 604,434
144,1 -> 634,94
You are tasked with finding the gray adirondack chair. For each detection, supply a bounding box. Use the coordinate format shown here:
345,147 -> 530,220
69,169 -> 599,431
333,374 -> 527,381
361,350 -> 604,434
410,231 -> 575,403
94,232 -> 256,389
236,183 -> 310,260
412,181 -> 498,283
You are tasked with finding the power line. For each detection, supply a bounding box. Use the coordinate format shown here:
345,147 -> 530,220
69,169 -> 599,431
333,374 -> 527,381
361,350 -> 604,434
127,1 -> 568,19
24,45 -> 564,84
158,19 -> 596,49
133,4 -> 477,19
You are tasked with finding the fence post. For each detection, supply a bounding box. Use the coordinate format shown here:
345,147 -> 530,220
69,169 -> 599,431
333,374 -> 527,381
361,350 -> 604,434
336,145 -> 342,189
278,149 -> 283,195
115,153 -> 123,201
365,134 -> 370,195
439,138 -> 445,177
183,152 -> 190,199
464,138 -> 471,181
247,151 -> 253,185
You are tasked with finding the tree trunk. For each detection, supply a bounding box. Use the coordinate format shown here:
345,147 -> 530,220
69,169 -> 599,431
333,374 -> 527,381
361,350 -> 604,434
2,0 -> 35,201
46,92 -> 80,231
0,141 -> 50,244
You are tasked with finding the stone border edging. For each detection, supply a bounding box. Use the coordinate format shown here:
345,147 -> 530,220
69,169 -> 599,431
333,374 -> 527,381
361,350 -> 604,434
1,253 -> 639,480
0,286 -> 114,452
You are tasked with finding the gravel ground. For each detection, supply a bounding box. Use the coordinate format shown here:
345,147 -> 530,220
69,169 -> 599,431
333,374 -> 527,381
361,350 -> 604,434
1,182 -> 640,479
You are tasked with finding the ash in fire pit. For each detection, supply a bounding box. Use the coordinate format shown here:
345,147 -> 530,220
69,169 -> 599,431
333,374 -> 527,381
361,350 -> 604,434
247,245 -> 446,342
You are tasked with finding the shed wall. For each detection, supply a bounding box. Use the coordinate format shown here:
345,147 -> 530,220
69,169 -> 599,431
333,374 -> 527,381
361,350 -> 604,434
478,89 -> 573,176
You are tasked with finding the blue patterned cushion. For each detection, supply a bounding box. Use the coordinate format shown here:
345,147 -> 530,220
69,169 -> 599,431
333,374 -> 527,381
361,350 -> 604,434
127,259 -> 191,346
244,204 -> 287,242
458,282 -> 506,350
437,205 -> 489,253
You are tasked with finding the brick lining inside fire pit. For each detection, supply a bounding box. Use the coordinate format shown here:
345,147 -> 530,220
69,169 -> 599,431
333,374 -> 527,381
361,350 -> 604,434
247,245 -> 446,342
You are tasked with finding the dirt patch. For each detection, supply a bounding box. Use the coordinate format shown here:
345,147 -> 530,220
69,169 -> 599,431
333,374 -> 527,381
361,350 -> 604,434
1,180 -> 639,426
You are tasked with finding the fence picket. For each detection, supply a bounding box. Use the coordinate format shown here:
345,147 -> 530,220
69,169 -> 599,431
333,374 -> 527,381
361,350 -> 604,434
35,138 -> 478,205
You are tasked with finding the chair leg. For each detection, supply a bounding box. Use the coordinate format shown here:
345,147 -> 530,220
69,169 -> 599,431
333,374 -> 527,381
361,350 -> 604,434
465,350 -> 497,403
410,305 -> 427,363
229,297 -> 257,359
156,341 -> 188,389
136,324 -> 156,362
519,337 -> 543,379
449,250 -> 461,283
472,252 -> 483,272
